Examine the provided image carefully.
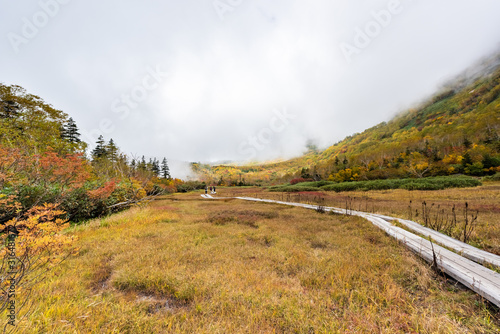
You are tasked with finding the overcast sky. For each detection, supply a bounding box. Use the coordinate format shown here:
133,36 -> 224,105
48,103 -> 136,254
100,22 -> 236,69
2,0 -> 500,177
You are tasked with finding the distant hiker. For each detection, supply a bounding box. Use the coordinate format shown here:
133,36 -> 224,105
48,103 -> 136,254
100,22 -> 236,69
209,186 -> 212,193
205,186 -> 208,195
213,186 -> 216,193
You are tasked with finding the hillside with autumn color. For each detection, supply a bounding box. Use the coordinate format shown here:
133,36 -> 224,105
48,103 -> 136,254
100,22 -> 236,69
193,61 -> 500,186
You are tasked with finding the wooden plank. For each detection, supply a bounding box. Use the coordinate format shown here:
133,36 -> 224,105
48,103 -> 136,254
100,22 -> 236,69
233,197 -> 500,307
358,214 -> 500,308
370,213 -> 500,268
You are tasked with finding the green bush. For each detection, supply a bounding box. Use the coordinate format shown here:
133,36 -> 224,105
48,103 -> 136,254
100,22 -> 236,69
16,184 -> 62,209
176,181 -> 206,193
322,176 -> 481,192
268,185 -> 321,192
464,162 -> 485,176
299,180 -> 334,188
483,172 -> 500,182
269,176 -> 481,193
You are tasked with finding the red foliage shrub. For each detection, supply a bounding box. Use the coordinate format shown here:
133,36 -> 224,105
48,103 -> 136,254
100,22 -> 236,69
290,178 -> 314,185
87,181 -> 117,200
37,149 -> 91,189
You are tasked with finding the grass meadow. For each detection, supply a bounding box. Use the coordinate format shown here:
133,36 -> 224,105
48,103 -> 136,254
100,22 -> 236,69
15,189 -> 500,333
232,182 -> 500,255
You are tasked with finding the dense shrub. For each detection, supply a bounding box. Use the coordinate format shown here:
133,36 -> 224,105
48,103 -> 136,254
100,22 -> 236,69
59,183 -> 127,222
290,178 -> 313,185
483,172 -> 500,182
297,180 -> 333,188
464,162 -> 486,176
321,176 -> 481,192
269,176 -> 481,193
268,185 -> 322,192
176,181 -> 206,193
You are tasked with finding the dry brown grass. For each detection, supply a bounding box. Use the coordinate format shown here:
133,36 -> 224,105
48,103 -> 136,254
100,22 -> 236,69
227,183 -> 500,255
16,192 -> 500,333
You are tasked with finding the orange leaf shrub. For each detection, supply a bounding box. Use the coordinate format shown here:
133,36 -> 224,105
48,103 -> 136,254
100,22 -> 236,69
87,181 -> 117,200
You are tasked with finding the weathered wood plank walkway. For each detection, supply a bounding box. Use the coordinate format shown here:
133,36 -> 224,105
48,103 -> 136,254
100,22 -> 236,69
202,195 -> 500,308
371,213 -> 500,268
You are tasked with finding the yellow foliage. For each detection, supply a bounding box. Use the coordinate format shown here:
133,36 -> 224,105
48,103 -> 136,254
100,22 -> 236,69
443,154 -> 463,164
332,168 -> 362,182
130,178 -> 147,200
1,204 -> 76,325
467,144 -> 491,163
1,204 -> 75,260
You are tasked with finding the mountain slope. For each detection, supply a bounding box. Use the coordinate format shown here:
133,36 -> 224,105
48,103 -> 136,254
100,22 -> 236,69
193,61 -> 500,186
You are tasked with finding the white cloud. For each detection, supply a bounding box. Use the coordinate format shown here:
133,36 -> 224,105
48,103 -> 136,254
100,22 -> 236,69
1,0 -> 500,176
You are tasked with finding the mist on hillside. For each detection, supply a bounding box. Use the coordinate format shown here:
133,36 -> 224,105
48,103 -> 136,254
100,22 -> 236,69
441,53 -> 500,92
389,51 -> 500,124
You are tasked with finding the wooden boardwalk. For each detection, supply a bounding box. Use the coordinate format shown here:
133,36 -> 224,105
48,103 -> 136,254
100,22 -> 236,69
372,213 -> 500,268
203,195 -> 500,308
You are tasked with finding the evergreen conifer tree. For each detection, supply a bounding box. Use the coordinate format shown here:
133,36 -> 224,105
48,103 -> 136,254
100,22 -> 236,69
138,156 -> 147,171
63,117 -> 81,143
161,158 -> 171,179
106,139 -> 119,162
0,100 -> 20,119
151,158 -> 160,176
91,135 -> 107,160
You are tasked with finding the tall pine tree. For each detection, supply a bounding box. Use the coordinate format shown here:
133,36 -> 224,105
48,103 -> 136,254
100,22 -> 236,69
151,158 -> 160,177
0,100 -> 20,119
91,135 -> 107,160
161,158 -> 171,179
62,117 -> 81,143
138,156 -> 147,171
106,139 -> 119,163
